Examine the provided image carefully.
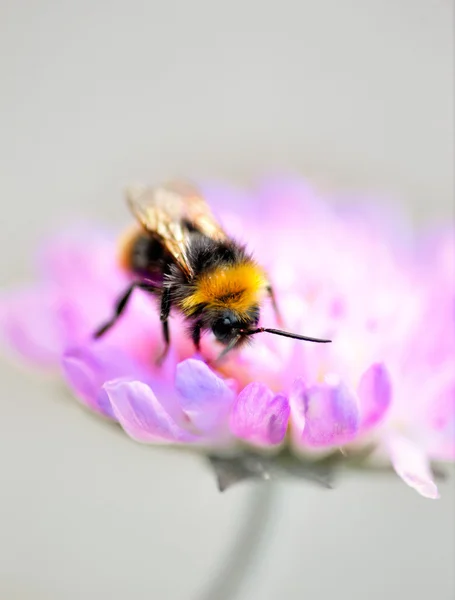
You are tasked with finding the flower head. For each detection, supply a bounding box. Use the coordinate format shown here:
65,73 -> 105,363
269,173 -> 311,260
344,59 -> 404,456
1,178 -> 453,498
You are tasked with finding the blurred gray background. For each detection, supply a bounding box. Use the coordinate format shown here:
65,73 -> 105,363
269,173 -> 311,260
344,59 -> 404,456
0,1 -> 453,599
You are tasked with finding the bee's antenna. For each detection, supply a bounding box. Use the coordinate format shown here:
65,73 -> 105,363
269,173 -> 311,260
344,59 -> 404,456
243,327 -> 331,343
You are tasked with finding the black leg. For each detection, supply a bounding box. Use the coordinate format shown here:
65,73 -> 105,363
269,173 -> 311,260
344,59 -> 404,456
156,286 -> 172,364
267,284 -> 283,327
191,321 -> 202,352
93,281 -> 157,339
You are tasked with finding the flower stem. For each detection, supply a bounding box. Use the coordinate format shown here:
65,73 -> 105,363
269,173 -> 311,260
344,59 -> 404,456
196,484 -> 276,600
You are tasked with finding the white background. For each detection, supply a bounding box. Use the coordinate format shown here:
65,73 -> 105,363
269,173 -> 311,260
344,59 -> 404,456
0,1 -> 453,599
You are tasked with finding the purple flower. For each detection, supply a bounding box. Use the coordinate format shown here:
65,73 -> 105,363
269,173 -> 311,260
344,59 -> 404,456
1,178 -> 453,499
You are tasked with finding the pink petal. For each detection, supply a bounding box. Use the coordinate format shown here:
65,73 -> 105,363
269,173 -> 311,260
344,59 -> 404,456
61,343 -> 149,418
35,226 -> 163,361
425,370 -> 455,460
37,226 -> 121,293
230,382 -> 290,446
386,434 -> 439,499
290,379 -> 359,448
104,379 -> 196,443
0,286 -> 71,367
0,228 -> 160,369
175,359 -> 234,432
357,363 -> 392,429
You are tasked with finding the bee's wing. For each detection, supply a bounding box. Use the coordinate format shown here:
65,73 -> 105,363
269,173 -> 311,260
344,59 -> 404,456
126,183 -> 194,277
174,181 -> 227,242
126,181 -> 227,278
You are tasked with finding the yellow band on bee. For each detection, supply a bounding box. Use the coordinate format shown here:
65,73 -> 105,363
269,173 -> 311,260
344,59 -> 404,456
181,262 -> 268,315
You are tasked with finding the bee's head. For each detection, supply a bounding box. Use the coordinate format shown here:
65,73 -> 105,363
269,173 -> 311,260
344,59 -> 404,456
204,304 -> 331,364
211,307 -> 259,346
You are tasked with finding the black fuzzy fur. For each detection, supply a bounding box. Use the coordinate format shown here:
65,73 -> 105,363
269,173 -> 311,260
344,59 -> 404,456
130,230 -> 260,348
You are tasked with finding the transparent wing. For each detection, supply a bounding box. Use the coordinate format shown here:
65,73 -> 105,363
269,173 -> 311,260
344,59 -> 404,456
172,180 -> 227,242
125,181 -> 226,277
126,183 -> 192,276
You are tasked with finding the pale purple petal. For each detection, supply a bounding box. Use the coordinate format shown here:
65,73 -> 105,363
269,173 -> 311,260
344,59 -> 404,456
290,379 -> 359,448
62,343 -> 150,418
175,359 -> 234,432
357,363 -> 392,429
104,379 -> 196,443
289,378 -> 307,439
386,434 -> 439,499
230,382 -> 290,446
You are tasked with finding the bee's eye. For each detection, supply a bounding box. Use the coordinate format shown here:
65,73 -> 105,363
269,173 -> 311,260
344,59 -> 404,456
213,317 -> 233,342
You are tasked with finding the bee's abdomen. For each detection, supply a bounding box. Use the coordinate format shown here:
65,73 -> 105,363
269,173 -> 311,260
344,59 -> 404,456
117,226 -> 170,279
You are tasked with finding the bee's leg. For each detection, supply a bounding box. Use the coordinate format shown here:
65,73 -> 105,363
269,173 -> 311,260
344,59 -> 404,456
94,281 -> 157,339
213,335 -> 241,365
267,284 -> 284,327
156,286 -> 172,365
191,321 -> 202,353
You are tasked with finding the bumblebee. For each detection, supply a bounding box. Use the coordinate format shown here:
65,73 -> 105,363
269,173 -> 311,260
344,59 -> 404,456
94,181 -> 331,362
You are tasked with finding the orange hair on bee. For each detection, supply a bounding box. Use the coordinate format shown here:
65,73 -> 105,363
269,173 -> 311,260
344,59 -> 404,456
181,261 -> 268,317
116,224 -> 143,272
